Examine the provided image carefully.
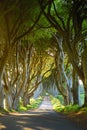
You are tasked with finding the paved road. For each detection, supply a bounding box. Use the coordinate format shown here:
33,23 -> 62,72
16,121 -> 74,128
0,97 -> 84,130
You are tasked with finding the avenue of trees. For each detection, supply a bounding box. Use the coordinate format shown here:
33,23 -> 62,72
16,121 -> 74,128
0,0 -> 87,110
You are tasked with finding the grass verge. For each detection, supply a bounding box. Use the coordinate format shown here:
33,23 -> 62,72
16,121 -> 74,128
50,95 -> 65,112
0,107 -> 9,114
18,96 -> 42,112
50,95 -> 87,114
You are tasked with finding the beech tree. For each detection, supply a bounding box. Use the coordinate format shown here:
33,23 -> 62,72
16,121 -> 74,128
0,0 -> 87,110
39,0 -> 87,106
0,0 -> 41,108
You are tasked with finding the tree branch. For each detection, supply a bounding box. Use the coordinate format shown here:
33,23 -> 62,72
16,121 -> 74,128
13,11 -> 42,43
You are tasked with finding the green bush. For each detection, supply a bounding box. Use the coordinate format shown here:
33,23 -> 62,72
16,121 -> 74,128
50,95 -> 64,112
63,105 -> 80,113
18,96 -> 42,112
0,107 -> 9,114
50,95 -> 81,113
19,106 -> 27,112
56,95 -> 64,105
80,107 -> 87,113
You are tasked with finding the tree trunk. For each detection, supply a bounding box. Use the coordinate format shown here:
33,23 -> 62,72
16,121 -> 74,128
84,86 -> 87,106
0,46 -> 13,108
72,69 -> 79,104
33,83 -> 43,98
68,77 -> 73,104
12,97 -> 19,110
0,72 -> 4,108
0,89 -> 4,108
5,94 -> 12,110
82,46 -> 87,106
23,95 -> 30,107
64,95 -> 69,105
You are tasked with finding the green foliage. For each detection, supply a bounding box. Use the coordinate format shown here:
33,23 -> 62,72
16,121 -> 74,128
18,96 -> 42,112
50,95 -> 82,113
29,28 -> 55,52
17,98 -> 27,112
0,0 -> 40,42
19,106 -> 27,112
0,107 -> 9,114
50,94 -> 87,115
50,95 -> 64,112
56,94 -> 64,104
63,105 -> 80,113
27,97 -> 42,109
80,107 -> 87,113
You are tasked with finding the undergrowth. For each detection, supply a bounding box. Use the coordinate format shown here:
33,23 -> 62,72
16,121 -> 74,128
0,107 -> 9,114
50,95 -> 87,114
18,96 -> 42,112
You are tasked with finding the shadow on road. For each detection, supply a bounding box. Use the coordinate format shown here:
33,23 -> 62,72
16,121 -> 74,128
0,110 -> 82,130
0,97 -> 85,130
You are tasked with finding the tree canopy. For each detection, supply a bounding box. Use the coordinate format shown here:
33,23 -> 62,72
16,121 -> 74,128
0,0 -> 87,110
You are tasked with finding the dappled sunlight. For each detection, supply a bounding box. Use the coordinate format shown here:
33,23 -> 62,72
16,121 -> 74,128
38,96 -> 53,110
9,112 -> 30,116
76,111 -> 84,115
22,126 -> 50,130
50,95 -> 64,112
0,99 -> 83,130
23,127 -> 33,130
15,124 -> 23,129
9,112 -> 42,117
0,0 -> 86,130
36,126 -> 50,130
0,123 -> 6,129
17,121 -> 27,125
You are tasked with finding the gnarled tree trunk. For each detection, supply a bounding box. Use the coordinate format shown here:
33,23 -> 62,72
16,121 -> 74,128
23,95 -> 30,107
5,93 -> 12,110
0,70 -> 4,108
0,89 -> 4,108
82,46 -> 87,106
72,69 -> 80,105
12,97 -> 20,110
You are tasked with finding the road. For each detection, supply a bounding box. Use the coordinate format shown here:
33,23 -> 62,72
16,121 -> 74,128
0,96 -> 84,130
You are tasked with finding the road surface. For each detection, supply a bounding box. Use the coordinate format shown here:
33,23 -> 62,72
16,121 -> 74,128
0,96 -> 84,130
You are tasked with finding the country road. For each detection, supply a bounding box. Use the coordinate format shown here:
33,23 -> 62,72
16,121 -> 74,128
0,97 -> 84,130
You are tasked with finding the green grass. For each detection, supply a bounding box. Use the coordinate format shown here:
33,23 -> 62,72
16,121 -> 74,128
19,106 -> 27,111
62,105 -> 80,113
50,96 -> 81,113
80,107 -> 87,113
50,95 -> 65,112
18,96 -> 42,112
50,94 -> 87,115
0,107 -> 9,114
27,97 -> 42,109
